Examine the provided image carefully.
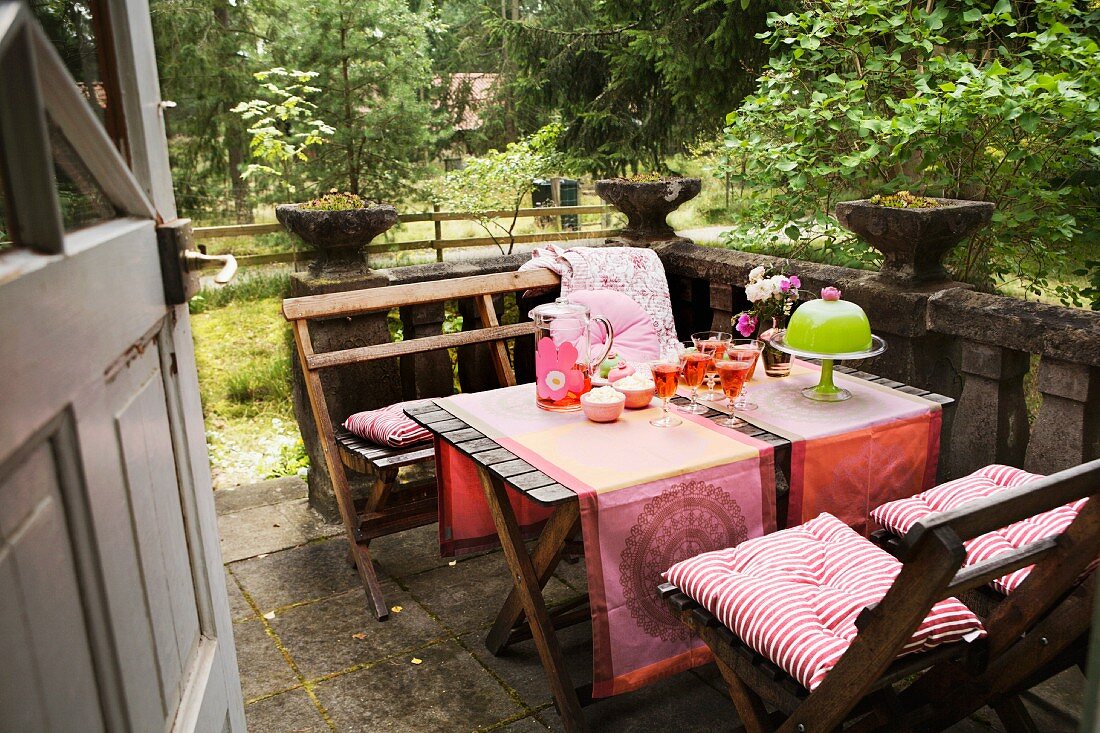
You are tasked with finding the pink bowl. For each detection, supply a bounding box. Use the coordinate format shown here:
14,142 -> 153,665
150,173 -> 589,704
580,392 -> 625,422
613,383 -> 656,409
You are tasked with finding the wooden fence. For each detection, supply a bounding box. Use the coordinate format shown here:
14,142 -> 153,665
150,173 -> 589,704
191,204 -> 620,269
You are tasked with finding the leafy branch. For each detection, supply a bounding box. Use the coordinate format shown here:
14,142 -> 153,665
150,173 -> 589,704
434,123 -> 565,255
231,68 -> 335,195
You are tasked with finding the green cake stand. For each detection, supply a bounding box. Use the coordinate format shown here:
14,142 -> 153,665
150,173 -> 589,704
762,330 -> 887,402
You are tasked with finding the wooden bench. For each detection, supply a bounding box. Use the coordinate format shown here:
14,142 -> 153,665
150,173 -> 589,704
661,458 -> 1099,733
283,269 -> 561,620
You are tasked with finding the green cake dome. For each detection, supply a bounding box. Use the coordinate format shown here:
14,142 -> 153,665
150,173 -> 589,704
786,288 -> 872,354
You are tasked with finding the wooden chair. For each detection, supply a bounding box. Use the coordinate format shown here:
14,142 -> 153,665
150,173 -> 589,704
661,458 -> 1100,733
283,269 -> 560,620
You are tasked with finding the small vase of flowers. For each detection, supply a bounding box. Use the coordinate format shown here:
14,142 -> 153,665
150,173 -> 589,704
734,265 -> 801,378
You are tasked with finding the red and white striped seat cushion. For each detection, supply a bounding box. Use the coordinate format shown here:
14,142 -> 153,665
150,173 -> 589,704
664,513 -> 985,691
870,465 -> 1087,595
343,402 -> 432,448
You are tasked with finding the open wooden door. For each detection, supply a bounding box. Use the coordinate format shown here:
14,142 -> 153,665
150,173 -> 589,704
0,1 -> 244,730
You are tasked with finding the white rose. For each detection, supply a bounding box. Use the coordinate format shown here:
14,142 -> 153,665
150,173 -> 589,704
748,266 -> 767,283
745,281 -> 766,302
766,275 -> 787,299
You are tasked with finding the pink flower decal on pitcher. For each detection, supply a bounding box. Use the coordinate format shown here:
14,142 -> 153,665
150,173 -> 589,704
536,337 -> 585,401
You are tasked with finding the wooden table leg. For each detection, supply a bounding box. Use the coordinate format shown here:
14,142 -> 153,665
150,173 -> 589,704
486,499 -> 580,654
478,467 -> 589,733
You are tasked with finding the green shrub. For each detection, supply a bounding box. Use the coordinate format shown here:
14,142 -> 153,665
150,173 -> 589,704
717,0 -> 1100,297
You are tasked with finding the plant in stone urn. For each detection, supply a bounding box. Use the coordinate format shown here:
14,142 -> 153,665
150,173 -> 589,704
834,192 -> 994,284
733,264 -> 802,377
595,173 -> 701,243
234,69 -> 399,274
276,192 -> 398,274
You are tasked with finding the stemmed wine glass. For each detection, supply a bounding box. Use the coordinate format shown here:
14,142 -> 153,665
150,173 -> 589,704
691,331 -> 732,402
677,340 -> 711,414
725,339 -> 763,411
649,353 -> 683,427
713,357 -> 752,428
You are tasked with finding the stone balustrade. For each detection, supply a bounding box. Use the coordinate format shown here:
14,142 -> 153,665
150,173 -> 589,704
652,240 -> 1100,481
291,241 -> 1100,517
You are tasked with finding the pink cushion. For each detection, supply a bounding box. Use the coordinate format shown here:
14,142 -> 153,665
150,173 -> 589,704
665,513 -> 985,691
871,465 -> 1086,595
343,402 -> 431,448
553,290 -> 661,362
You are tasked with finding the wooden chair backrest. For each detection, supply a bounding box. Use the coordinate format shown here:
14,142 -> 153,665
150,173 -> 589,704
282,269 -> 561,385
900,458 -> 1100,601
790,458 -> 1100,730
280,269 -> 563,584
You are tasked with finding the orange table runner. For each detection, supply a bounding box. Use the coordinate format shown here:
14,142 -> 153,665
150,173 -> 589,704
712,359 -> 942,533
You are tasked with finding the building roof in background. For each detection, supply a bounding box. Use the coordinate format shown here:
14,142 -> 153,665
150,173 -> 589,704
443,73 -> 499,131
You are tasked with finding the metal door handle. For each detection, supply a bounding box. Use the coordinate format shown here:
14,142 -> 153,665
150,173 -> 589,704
184,250 -> 238,284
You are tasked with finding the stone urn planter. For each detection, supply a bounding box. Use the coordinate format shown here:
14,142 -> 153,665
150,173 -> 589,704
595,177 -> 701,243
834,197 -> 994,283
276,202 -> 399,274
277,198 -> 401,519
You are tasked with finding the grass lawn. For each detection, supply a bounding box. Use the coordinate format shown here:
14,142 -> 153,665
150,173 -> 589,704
190,272 -> 305,489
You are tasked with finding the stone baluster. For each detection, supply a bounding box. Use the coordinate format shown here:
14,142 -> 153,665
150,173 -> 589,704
1025,359 -> 1100,474
709,282 -> 734,333
399,302 -> 454,400
947,340 -> 1030,478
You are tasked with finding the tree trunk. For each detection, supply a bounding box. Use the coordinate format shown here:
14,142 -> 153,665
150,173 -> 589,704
340,24 -> 358,195
501,0 -> 516,141
225,124 -> 252,223
214,2 -> 251,223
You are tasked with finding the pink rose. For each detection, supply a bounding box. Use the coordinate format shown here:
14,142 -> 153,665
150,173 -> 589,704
821,286 -> 842,301
735,312 -> 758,337
788,275 -> 801,289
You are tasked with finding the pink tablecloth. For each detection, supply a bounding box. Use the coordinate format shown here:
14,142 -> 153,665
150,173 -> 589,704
720,359 -> 942,533
434,384 -> 774,697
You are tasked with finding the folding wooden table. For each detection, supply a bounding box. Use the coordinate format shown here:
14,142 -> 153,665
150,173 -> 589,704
404,367 -> 952,733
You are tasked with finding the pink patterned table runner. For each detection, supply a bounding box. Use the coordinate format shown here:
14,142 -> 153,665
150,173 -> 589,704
434,384 -> 774,697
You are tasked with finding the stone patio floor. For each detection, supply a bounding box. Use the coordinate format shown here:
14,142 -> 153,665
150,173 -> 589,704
217,477 -> 1086,733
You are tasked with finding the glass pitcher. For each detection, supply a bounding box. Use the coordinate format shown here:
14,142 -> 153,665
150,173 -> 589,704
529,298 -> 615,412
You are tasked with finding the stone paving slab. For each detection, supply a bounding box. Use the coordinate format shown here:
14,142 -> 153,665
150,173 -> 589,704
551,555 -> 587,594
219,481 -> 1085,733
372,523 -> 488,578
215,476 -> 308,514
462,623 -> 593,710
403,551 -> 577,634
243,688 -> 329,733
232,618 -> 300,702
230,536 -> 364,613
219,497 -> 340,563
312,640 -> 527,732
224,568 -> 256,622
498,716 -> 555,732
270,584 -> 449,681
